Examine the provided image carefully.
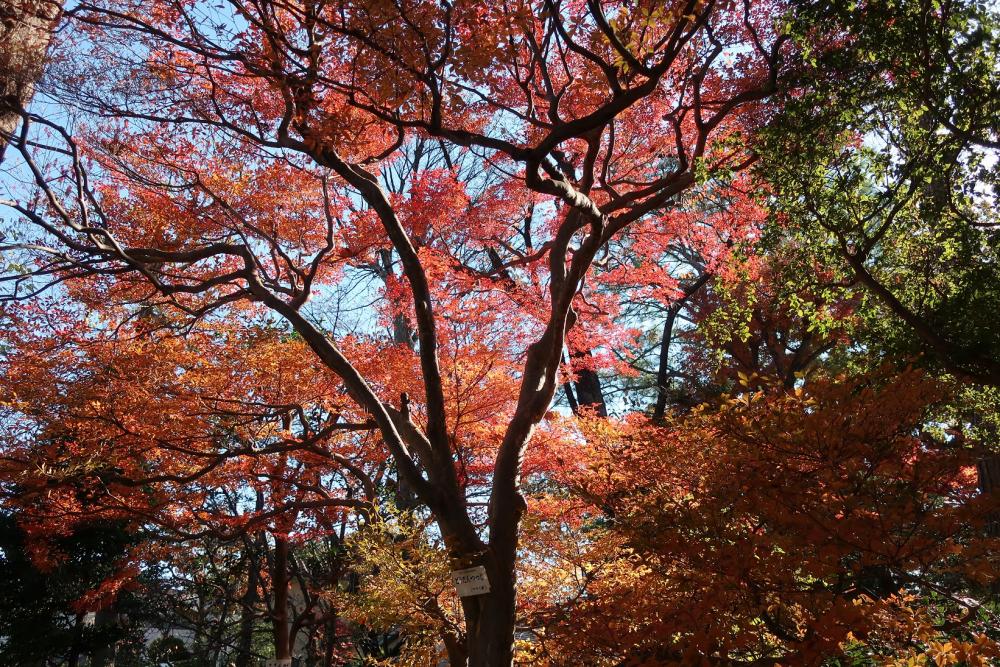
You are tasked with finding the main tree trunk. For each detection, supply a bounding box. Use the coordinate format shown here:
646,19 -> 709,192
462,549 -> 517,667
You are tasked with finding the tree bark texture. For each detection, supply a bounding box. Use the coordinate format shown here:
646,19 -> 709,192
0,1 -> 61,162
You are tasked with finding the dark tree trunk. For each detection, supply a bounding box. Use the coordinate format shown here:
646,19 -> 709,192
322,611 -> 338,667
235,540 -> 261,667
978,455 -> 1000,537
388,259 -> 420,511
462,550 -> 517,667
442,628 -> 470,666
977,455 -> 1000,595
653,306 -> 680,422
89,608 -> 118,667
272,536 -> 292,661
455,471 -> 526,667
574,368 -> 607,416
570,349 -> 607,416
67,613 -> 84,667
654,273 -> 710,420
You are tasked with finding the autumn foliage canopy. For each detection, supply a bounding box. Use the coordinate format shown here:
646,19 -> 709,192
0,0 -> 999,664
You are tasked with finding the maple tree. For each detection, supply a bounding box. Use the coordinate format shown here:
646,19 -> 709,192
0,306 -> 384,662
0,0 -> 792,663
520,369 -> 1000,664
1,0 -> 998,664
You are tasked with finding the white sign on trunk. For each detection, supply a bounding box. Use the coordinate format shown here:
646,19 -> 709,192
264,660 -> 292,667
450,565 -> 490,597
